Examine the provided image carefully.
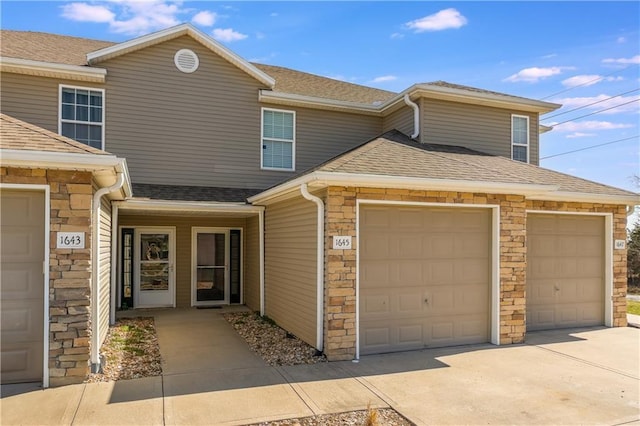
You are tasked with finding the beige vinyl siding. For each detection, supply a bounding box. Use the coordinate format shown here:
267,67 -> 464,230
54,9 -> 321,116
264,195 -> 317,347
0,73 -> 105,134
261,103 -> 382,175
244,215 -> 260,311
382,105 -> 414,136
98,195 -> 112,347
420,98 -> 540,165
118,215 -> 246,307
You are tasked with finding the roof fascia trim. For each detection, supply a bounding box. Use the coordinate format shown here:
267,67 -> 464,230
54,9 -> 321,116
406,84 -> 561,113
114,198 -> 264,213
86,23 -> 275,88
259,90 -> 382,116
248,171 -> 559,204
0,57 -> 106,83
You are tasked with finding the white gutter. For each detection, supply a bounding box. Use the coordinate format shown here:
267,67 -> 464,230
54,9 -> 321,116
403,94 -> 420,139
114,198 -> 264,214
300,184 -> 325,352
91,172 -> 125,371
0,56 -> 106,83
530,191 -> 639,206
259,209 -> 265,316
249,171 -> 559,205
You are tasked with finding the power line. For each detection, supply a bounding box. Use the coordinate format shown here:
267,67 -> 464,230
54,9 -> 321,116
543,98 -> 640,127
541,135 -> 638,160
538,64 -> 636,100
542,88 -> 640,119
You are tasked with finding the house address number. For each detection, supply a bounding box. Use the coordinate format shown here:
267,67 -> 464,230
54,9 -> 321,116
332,236 -> 352,250
57,232 -> 85,249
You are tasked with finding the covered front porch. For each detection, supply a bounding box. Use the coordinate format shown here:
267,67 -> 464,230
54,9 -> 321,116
110,196 -> 264,316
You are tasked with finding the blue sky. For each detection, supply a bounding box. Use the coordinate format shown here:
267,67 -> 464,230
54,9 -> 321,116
2,1 -> 639,217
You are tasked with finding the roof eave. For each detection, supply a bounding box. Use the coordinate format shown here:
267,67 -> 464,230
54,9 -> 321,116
529,191 -> 639,207
86,23 -> 275,88
259,90 -> 383,116
114,198 -> 263,214
389,84 -> 561,114
0,57 -> 106,83
0,149 -> 132,199
248,171 -> 559,205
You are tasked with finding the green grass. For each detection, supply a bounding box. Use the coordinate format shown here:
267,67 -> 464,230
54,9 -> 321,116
628,300 -> 640,315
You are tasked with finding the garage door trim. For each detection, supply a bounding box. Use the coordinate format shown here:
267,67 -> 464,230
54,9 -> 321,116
355,199 -> 500,359
1,183 -> 50,387
526,210 -> 613,327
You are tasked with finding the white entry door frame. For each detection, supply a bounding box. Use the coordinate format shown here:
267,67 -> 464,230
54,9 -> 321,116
134,227 -> 176,308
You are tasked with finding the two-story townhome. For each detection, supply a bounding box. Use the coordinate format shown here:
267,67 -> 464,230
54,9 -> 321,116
1,24 -> 637,387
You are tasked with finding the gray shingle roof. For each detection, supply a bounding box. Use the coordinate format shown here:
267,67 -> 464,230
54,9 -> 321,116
309,130 -> 638,198
0,113 -> 109,155
132,183 -> 261,203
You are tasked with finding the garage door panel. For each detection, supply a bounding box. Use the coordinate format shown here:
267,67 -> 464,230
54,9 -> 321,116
1,190 -> 45,384
526,214 -> 604,332
360,205 -> 491,354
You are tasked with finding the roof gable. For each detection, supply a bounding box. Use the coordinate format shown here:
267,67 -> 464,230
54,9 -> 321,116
87,24 -> 274,88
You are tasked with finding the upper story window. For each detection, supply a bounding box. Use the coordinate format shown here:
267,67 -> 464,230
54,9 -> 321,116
511,114 -> 529,163
59,85 -> 104,150
261,108 -> 295,171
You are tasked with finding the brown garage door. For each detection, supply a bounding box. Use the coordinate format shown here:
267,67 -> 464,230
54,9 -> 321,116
1,189 -> 45,384
359,205 -> 491,355
527,214 -> 604,331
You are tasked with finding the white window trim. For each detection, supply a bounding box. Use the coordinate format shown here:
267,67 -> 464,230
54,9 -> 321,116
58,84 -> 106,150
511,114 -> 529,163
260,107 -> 296,172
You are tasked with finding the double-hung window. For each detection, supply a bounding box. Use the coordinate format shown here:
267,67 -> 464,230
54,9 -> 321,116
60,85 -> 105,150
511,114 -> 529,163
261,108 -> 295,171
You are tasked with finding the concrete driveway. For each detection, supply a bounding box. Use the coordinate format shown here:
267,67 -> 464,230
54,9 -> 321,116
1,309 -> 638,425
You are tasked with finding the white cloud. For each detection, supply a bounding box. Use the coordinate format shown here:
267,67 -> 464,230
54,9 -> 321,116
566,132 -> 597,138
405,8 -> 468,32
60,1 -> 185,35
390,32 -> 404,40
617,36 -> 627,43
192,10 -> 216,27
212,28 -> 248,42
553,94 -> 640,114
561,74 -> 624,87
504,66 -> 574,83
602,55 -> 640,65
61,3 -> 115,23
550,120 -> 634,132
541,53 -> 558,59
370,75 -> 397,83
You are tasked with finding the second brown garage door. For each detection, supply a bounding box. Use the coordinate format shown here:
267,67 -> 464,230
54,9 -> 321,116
527,214 -> 605,331
359,205 -> 492,355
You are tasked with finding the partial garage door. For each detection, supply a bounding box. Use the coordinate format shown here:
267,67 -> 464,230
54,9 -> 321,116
1,189 -> 45,384
359,205 -> 491,355
527,214 -> 604,331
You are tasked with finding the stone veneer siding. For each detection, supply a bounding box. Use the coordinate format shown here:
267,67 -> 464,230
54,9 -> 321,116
323,186 -> 628,360
1,167 -> 94,386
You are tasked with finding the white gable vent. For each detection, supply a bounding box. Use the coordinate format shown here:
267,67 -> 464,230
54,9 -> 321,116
174,49 -> 199,73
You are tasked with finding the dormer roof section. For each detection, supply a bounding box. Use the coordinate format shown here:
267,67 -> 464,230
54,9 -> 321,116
86,23 -> 275,88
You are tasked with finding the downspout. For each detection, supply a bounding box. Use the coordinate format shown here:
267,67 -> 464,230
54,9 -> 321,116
91,172 -> 125,372
259,209 -> 265,316
300,184 -> 325,352
109,204 -> 119,325
627,205 -> 637,217
404,94 -> 420,140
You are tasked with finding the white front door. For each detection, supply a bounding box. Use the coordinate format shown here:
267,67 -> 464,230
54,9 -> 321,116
135,228 -> 175,308
192,228 -> 229,306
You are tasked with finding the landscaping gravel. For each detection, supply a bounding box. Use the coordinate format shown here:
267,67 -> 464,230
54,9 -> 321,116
250,408 -> 413,426
224,311 -> 327,366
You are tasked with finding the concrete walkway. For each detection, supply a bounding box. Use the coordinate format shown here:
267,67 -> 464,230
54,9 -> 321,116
1,310 -> 639,425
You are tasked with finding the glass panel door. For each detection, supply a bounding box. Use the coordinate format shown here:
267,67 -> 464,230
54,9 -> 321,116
193,228 -> 229,305
135,228 -> 175,307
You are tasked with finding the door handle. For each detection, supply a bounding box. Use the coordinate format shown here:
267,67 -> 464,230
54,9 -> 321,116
424,297 -> 429,305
